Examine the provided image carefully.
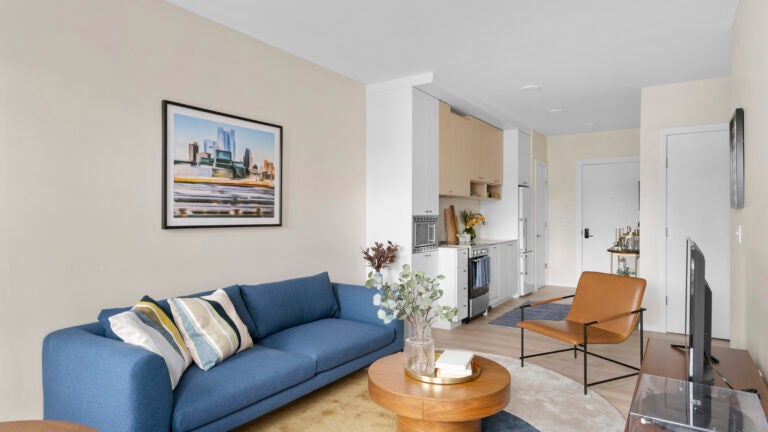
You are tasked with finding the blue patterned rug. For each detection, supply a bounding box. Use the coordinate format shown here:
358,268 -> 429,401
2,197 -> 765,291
483,411 -> 539,431
489,301 -> 571,328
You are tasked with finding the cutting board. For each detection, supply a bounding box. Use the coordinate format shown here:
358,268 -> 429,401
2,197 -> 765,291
444,205 -> 459,245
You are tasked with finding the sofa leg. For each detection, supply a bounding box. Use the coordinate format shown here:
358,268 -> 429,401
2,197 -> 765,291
574,345 -> 577,359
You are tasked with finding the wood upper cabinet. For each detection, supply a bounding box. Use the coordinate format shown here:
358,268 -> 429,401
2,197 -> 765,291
439,103 -> 503,197
438,102 -> 470,197
488,126 -> 503,184
468,117 -> 487,182
467,116 -> 503,185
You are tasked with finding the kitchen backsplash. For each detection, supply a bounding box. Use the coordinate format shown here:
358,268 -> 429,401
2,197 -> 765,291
437,197 -> 483,243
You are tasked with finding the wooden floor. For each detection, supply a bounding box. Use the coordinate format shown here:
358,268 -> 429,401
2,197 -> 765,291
432,285 -> 728,418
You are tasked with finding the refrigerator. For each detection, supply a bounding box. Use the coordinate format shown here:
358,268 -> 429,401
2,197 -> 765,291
518,186 -> 535,296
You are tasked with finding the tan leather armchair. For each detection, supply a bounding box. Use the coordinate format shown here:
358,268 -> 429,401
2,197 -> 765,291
518,271 -> 646,395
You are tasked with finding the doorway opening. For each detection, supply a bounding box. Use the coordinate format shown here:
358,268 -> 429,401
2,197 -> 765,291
577,157 -> 640,276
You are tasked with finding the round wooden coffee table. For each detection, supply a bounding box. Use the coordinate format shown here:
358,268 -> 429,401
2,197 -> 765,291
0,421 -> 96,432
368,352 -> 511,432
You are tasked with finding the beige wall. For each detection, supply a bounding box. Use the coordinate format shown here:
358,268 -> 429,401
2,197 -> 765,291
531,129 -> 548,194
546,129 -> 640,287
639,77 -> 730,332
730,0 -> 768,372
531,130 -> 548,166
0,0 -> 366,419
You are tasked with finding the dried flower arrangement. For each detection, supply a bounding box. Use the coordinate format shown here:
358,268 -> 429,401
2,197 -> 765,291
361,241 -> 399,273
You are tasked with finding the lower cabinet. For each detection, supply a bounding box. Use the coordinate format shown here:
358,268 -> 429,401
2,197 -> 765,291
489,241 -> 518,307
488,245 -> 500,305
435,247 -> 469,330
500,241 -> 518,300
411,251 -> 439,279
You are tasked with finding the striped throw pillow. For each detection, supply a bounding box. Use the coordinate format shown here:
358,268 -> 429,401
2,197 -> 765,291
169,289 -> 254,371
109,296 -> 192,389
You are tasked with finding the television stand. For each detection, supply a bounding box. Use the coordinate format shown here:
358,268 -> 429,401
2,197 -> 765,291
626,338 -> 768,430
669,343 -> 719,364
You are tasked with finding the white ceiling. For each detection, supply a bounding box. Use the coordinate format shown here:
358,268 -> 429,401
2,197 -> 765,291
165,0 -> 738,135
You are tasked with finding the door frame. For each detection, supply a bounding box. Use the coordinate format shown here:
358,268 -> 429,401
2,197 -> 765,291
658,124 -> 728,334
534,159 -> 548,289
576,157 -> 640,278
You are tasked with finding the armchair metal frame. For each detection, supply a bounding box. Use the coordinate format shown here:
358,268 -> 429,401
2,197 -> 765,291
519,294 -> 646,395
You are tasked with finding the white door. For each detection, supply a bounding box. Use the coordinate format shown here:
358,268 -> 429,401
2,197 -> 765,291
580,159 -> 640,274
665,128 -> 730,338
535,161 -> 548,289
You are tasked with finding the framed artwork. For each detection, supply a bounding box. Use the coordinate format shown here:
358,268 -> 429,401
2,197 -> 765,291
730,107 -> 744,209
163,101 -> 282,228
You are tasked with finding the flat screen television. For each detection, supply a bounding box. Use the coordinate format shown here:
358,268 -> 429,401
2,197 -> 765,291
686,237 -> 714,385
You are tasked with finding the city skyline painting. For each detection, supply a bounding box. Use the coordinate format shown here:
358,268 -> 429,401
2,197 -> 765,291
163,101 -> 282,228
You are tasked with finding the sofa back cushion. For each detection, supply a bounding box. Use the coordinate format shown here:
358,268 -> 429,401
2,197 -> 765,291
241,272 -> 339,339
98,285 -> 257,341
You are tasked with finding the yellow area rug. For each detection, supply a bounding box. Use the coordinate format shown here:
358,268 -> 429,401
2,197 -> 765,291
234,368 -> 392,432
234,353 -> 626,432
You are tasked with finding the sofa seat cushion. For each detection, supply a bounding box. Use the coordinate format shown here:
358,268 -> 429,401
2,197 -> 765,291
258,318 -> 395,373
172,345 -> 315,432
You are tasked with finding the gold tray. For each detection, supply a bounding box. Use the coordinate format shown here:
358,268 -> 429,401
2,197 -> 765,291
404,359 -> 482,385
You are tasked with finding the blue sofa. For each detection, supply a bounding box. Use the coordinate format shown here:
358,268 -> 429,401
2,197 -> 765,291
42,273 -> 403,432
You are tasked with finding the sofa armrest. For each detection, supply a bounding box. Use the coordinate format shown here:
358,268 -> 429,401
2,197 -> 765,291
43,323 -> 173,432
333,283 -> 404,347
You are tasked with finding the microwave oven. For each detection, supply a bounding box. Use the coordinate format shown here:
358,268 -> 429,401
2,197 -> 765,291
412,215 -> 438,253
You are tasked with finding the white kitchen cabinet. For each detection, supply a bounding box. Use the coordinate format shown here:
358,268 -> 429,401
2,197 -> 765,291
488,241 -> 518,307
412,90 -> 439,215
435,247 -> 469,330
488,244 -> 500,305
500,241 -> 518,300
518,131 -> 531,186
411,250 -> 439,278
367,86 -> 439,271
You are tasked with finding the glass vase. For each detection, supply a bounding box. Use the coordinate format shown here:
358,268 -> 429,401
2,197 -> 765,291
404,324 -> 435,376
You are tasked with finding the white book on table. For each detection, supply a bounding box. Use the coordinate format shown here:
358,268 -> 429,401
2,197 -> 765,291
435,350 -> 474,370
436,365 -> 473,378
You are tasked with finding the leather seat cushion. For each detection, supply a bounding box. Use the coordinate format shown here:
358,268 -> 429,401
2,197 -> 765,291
518,319 -> 628,345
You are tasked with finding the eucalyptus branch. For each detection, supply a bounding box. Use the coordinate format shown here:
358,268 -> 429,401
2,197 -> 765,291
364,263 -> 458,339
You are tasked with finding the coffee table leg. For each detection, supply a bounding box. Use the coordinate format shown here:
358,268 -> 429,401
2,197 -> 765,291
396,416 -> 481,432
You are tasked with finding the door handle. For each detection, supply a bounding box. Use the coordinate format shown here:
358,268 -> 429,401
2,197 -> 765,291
584,228 -> 594,239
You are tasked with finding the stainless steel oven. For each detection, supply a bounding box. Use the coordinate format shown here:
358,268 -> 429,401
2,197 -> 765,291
468,247 -> 490,320
412,215 -> 437,253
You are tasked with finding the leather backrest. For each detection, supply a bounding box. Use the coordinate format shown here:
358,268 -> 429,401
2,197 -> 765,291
566,272 -> 646,338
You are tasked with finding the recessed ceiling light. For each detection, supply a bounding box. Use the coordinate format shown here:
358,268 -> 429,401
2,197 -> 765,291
584,121 -> 597,129
520,84 -> 541,94
548,108 -> 566,116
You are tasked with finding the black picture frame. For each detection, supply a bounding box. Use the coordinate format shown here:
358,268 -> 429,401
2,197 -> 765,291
730,107 -> 744,209
162,100 -> 283,228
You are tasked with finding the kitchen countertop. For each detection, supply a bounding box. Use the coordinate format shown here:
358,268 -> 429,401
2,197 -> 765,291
439,238 -> 517,248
